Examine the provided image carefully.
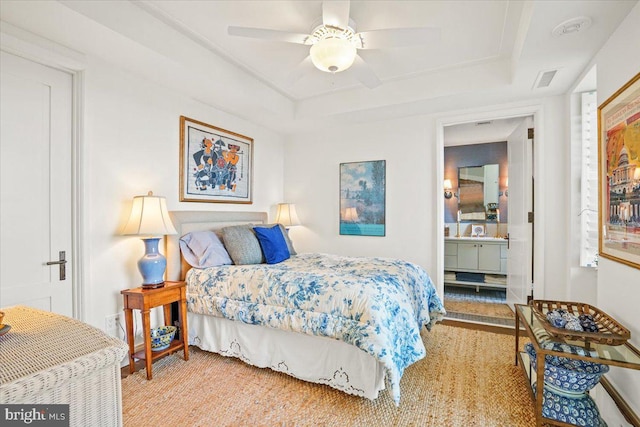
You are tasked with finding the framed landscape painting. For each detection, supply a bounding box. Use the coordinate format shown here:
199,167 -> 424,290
339,160 -> 386,236
180,116 -> 253,204
598,72 -> 640,269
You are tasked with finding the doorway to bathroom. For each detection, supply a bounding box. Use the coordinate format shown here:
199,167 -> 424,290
440,114 -> 535,328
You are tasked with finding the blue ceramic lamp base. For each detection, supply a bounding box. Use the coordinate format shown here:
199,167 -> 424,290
138,237 -> 167,288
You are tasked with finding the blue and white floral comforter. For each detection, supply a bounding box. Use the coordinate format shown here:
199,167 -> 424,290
186,252 -> 445,403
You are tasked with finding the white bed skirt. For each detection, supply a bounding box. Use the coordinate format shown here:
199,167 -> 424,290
187,312 -> 386,400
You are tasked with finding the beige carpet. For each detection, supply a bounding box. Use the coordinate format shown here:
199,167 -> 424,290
121,325 -> 535,426
444,299 -> 515,319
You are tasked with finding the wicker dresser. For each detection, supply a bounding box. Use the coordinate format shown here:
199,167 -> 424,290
0,306 -> 128,427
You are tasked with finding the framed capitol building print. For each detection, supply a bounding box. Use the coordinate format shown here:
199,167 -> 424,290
598,72 -> 640,269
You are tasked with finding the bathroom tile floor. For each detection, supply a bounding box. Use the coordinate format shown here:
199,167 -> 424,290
444,285 -> 515,328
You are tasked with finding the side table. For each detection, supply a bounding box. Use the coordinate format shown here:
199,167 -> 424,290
121,280 -> 189,379
515,304 -> 640,427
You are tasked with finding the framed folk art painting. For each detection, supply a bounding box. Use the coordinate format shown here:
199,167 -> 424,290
179,116 -> 253,204
598,72 -> 640,269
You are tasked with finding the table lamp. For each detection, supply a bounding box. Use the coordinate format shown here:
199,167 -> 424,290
122,191 -> 177,288
275,203 -> 301,228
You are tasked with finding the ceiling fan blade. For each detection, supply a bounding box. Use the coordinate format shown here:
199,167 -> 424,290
322,0 -> 350,29
286,56 -> 314,87
228,26 -> 312,45
357,27 -> 441,49
352,55 -> 381,89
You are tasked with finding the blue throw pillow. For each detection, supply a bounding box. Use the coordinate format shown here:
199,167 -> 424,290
253,225 -> 290,264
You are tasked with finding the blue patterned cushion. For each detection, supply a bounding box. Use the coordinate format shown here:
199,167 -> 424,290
253,225 -> 290,264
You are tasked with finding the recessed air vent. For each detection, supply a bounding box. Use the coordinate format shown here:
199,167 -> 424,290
533,70 -> 558,89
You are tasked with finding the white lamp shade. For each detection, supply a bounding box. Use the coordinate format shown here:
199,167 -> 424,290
443,179 -> 452,190
310,38 -> 357,73
275,203 -> 301,227
122,192 -> 177,236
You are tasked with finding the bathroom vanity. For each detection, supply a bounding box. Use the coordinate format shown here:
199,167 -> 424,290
444,236 -> 507,291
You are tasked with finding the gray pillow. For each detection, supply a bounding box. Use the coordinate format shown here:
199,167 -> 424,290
179,231 -> 232,268
221,225 -> 264,265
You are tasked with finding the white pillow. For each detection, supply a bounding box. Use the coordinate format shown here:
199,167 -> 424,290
179,231 -> 232,268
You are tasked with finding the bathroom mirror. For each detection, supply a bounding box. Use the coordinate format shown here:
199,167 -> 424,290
458,164 -> 499,222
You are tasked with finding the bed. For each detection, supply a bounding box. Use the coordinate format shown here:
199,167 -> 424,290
166,211 -> 445,404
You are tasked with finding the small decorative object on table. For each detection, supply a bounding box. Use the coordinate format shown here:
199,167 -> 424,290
471,224 -> 485,237
538,386 -> 606,427
525,343 -> 609,394
151,326 -> 177,351
525,343 -> 609,427
531,300 -> 630,346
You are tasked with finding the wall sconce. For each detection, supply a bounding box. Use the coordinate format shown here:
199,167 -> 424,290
499,177 -> 508,197
444,179 -> 453,199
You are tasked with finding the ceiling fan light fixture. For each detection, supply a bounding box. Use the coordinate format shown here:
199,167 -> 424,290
310,37 -> 357,73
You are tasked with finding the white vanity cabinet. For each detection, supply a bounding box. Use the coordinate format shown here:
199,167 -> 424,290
458,242 -> 501,272
444,237 -> 507,289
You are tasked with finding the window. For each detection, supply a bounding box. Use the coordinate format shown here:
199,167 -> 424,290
580,91 -> 598,267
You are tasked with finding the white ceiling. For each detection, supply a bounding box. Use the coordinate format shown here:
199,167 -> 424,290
0,0 -> 636,136
444,117 -> 524,147
136,0 -> 523,100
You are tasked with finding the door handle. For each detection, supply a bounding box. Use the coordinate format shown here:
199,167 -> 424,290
46,251 -> 67,280
506,233 -> 510,249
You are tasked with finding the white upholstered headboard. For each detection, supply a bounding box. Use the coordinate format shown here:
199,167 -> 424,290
166,211 -> 268,281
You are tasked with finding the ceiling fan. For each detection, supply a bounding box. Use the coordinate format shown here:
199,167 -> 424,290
228,1 -> 440,89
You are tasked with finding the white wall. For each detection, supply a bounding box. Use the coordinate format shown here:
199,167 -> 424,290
589,2 -> 640,420
0,3 -> 286,338
82,57 -> 285,332
284,116 -> 436,270
284,95 -> 569,304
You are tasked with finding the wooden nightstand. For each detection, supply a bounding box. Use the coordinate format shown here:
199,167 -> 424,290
121,280 -> 189,379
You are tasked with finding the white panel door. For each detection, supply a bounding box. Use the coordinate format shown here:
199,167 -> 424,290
506,117 -> 534,309
0,51 -> 74,316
